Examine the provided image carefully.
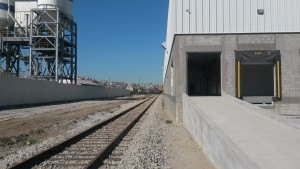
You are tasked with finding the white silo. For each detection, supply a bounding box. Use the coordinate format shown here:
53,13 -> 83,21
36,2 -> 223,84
37,0 -> 72,18
0,0 -> 16,28
37,0 -> 62,9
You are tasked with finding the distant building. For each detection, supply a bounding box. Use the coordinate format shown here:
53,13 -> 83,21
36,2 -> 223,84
126,85 -> 134,92
163,0 -> 300,123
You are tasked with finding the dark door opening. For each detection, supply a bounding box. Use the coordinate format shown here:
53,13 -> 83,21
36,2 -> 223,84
241,64 -> 274,96
187,53 -> 221,96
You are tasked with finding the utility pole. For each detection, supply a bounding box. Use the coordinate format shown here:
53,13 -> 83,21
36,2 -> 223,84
139,76 -> 141,86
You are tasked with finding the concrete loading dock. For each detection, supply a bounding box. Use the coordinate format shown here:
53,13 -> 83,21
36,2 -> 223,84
163,0 -> 300,168
163,35 -> 300,168
163,33 -> 300,169
183,94 -> 300,169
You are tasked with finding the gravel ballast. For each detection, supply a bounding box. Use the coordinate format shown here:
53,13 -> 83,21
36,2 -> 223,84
117,95 -> 215,169
117,95 -> 170,169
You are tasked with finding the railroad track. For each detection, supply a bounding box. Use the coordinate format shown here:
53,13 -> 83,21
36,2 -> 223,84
10,95 -> 158,169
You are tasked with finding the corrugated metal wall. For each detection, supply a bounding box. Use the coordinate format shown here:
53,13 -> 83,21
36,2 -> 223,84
163,0 -> 300,79
169,0 -> 300,35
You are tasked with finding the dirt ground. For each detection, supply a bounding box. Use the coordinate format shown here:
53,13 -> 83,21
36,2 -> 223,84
162,101 -> 215,169
0,95 -> 146,159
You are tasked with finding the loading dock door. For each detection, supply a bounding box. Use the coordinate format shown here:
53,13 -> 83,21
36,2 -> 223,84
241,64 -> 274,96
187,53 -> 221,96
235,50 -> 281,101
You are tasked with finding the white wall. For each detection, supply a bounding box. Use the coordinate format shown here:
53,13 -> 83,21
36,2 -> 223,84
0,77 -> 130,107
164,0 -> 300,79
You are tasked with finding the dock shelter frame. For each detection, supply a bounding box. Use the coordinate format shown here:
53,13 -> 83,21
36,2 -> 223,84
235,50 -> 282,101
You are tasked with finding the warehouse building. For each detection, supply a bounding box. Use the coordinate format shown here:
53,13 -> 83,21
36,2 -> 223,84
163,0 -> 300,123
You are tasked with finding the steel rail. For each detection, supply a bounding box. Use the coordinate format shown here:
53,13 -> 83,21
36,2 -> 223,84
9,95 -> 157,169
85,95 -> 158,169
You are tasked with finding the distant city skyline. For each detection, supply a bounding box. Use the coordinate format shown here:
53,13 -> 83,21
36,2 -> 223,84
73,0 -> 168,84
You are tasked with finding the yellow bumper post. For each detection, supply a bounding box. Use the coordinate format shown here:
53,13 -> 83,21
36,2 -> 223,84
277,61 -> 281,100
237,60 -> 241,98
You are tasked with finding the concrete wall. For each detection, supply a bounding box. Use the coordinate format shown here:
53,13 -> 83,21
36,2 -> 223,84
164,33 -> 300,123
183,94 -> 260,169
0,77 -> 130,108
277,34 -> 300,98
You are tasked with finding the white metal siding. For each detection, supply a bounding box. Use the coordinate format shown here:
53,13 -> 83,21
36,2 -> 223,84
223,0 -> 230,32
163,0 -> 300,79
244,0 -> 251,32
216,0 -> 223,33
183,0 -> 189,33
167,0 -> 300,35
230,0 -> 237,33
196,0 -> 203,33
190,0 -> 197,33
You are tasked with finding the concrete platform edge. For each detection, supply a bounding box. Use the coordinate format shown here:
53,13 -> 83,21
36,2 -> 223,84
183,94 -> 260,169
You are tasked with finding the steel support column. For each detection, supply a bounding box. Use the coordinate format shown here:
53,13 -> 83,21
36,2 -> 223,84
29,8 -> 77,83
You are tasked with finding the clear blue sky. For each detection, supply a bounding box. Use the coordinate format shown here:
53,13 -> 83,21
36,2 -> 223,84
73,0 -> 169,84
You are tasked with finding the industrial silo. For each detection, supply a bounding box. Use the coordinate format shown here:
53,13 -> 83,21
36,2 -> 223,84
0,0 -> 16,29
37,0 -> 63,9
37,0 -> 72,18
